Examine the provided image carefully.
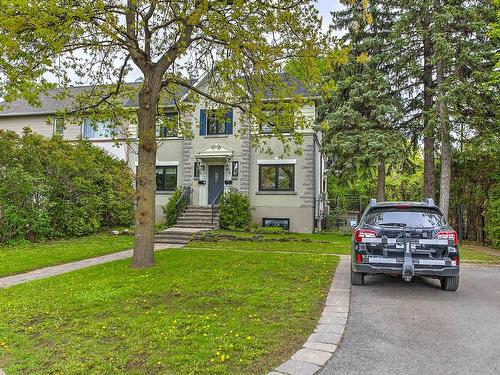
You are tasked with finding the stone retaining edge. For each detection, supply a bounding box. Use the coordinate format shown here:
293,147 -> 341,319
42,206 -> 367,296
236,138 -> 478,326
268,254 -> 351,375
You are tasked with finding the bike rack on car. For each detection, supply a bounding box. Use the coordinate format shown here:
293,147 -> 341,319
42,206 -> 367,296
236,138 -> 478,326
359,227 -> 456,282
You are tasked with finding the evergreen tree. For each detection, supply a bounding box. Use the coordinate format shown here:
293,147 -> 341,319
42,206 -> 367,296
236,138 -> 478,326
380,0 -> 497,215
432,0 -> 498,217
320,0 -> 408,201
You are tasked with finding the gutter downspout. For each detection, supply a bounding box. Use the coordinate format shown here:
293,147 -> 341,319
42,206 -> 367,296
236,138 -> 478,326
313,134 -> 316,233
312,131 -> 324,233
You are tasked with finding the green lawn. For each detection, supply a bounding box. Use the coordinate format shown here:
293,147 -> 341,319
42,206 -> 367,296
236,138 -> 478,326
460,242 -> 500,264
195,231 -> 500,264
211,230 -> 352,242
0,233 -> 134,277
189,230 -> 351,255
0,249 -> 338,375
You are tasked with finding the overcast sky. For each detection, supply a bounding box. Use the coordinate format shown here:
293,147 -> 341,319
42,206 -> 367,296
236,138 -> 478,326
316,0 -> 343,32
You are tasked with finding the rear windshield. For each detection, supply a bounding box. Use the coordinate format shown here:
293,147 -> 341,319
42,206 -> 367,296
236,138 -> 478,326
364,207 -> 446,228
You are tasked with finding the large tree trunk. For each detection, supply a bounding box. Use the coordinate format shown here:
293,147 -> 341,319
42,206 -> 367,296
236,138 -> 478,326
132,76 -> 161,268
377,159 -> 386,202
436,60 -> 451,218
433,0 -> 451,218
422,1 -> 435,200
436,59 -> 451,218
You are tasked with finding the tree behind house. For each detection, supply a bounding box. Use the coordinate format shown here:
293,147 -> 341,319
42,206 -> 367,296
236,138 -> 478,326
319,1 -> 408,201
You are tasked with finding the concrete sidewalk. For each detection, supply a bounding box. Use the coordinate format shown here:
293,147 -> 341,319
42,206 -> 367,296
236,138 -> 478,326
0,243 -> 181,289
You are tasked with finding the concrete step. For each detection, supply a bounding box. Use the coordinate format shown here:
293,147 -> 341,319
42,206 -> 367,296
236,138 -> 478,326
180,214 -> 218,220
177,218 -> 219,225
155,234 -> 194,240
183,211 -> 218,216
154,238 -> 190,244
181,212 -> 219,218
175,223 -> 218,229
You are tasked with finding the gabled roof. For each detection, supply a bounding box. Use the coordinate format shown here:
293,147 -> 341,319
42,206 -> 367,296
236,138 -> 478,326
0,83 -> 186,117
0,73 -> 314,117
0,86 -> 89,117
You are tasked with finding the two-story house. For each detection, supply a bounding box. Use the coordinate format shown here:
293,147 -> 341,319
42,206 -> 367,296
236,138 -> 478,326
0,83 -> 327,233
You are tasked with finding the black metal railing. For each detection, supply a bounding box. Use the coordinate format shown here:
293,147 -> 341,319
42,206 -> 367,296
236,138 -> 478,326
211,188 -> 224,225
173,186 -> 192,224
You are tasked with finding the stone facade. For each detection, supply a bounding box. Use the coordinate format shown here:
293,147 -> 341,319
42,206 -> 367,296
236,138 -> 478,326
0,97 -> 326,233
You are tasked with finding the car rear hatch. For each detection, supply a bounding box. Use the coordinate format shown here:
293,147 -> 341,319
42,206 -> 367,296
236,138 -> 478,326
355,206 -> 459,281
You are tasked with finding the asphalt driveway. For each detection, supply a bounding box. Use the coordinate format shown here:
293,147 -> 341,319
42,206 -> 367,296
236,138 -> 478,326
319,264 -> 500,375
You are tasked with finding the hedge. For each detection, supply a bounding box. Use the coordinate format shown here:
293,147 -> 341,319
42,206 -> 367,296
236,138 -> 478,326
0,129 -> 134,244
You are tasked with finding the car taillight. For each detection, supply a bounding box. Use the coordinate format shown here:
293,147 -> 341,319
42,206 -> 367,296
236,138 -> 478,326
354,229 -> 377,243
356,253 -> 363,264
395,204 -> 412,209
453,255 -> 459,266
436,230 -> 458,245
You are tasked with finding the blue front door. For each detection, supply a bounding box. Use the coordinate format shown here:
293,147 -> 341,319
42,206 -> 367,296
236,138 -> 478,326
208,165 -> 224,204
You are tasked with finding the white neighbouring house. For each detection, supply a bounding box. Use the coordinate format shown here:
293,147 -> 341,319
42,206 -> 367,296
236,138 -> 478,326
0,81 -> 327,233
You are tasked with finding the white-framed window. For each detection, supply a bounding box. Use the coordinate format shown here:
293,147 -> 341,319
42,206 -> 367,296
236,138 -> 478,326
53,117 -> 65,135
258,164 -> 295,191
156,166 -> 178,191
156,112 -> 179,138
83,119 -> 113,139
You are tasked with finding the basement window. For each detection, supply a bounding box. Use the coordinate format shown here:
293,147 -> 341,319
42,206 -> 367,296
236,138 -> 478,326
262,218 -> 290,231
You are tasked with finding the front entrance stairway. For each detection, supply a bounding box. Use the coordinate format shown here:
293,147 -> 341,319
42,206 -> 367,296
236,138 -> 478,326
154,206 -> 219,245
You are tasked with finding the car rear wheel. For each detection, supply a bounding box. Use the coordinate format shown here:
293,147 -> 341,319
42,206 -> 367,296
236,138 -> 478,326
440,276 -> 459,291
351,268 -> 364,285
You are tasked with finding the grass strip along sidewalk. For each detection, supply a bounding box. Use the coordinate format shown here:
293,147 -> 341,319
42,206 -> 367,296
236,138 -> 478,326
0,233 -> 134,278
0,249 -> 338,375
189,231 -> 500,264
187,231 -> 352,255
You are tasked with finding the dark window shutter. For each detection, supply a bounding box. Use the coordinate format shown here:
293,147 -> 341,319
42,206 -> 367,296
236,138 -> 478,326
225,108 -> 233,134
199,109 -> 207,135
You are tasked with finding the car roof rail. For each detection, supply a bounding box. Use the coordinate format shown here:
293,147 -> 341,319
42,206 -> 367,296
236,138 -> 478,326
369,198 -> 377,207
423,198 -> 435,206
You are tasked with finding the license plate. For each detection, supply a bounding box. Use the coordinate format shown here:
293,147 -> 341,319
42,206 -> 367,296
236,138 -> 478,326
368,257 -> 398,264
416,259 -> 446,266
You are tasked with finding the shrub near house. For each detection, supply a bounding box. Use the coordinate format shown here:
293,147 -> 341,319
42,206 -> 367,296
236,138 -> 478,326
219,191 -> 251,230
0,129 -> 134,244
163,186 -> 186,228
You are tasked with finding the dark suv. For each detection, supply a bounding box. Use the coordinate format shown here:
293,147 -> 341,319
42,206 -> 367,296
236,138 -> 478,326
351,199 -> 460,291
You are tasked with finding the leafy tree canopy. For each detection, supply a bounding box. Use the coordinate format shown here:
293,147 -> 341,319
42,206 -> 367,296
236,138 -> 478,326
0,0 -> 325,266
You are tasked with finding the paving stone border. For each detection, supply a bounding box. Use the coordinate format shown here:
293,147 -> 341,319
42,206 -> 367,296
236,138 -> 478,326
269,254 -> 351,375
